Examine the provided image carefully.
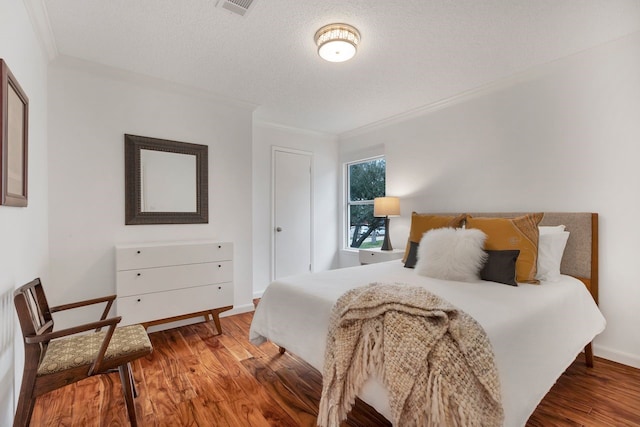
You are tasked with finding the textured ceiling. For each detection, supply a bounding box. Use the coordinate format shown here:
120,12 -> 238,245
37,0 -> 640,134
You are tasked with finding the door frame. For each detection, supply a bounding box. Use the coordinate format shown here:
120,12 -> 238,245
271,146 -> 314,282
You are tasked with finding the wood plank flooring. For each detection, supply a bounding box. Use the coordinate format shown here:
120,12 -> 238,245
29,312 -> 640,426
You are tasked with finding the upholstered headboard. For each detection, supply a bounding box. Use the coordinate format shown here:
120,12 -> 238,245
458,212 -> 599,304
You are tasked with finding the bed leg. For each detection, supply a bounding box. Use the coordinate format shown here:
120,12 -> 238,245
584,343 -> 594,367
278,347 -> 286,354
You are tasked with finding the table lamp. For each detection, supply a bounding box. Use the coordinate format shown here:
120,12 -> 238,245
373,197 -> 400,251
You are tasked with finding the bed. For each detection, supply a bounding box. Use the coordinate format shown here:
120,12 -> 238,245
249,212 -> 606,426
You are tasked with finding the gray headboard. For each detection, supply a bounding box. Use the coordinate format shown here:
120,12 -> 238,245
435,212 -> 599,303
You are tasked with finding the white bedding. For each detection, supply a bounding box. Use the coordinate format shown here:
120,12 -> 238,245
249,260 -> 606,427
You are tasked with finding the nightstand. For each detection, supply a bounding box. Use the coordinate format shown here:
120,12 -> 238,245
359,248 -> 405,265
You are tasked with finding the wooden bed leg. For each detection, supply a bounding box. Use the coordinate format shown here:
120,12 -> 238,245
279,347 -> 286,354
584,343 -> 594,368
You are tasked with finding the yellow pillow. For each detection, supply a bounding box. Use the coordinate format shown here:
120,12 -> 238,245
466,213 -> 544,284
403,212 -> 467,262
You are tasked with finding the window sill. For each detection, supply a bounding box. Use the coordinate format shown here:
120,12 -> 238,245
341,248 -> 359,255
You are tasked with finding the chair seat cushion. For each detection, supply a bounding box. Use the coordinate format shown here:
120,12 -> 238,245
37,324 -> 152,376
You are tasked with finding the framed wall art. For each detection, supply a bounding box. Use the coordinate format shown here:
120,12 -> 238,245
124,134 -> 208,224
0,59 -> 29,207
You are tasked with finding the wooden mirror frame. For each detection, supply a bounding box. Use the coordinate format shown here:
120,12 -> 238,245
124,134 -> 208,225
1,59 -> 29,207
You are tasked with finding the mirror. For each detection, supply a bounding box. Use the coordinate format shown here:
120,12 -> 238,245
125,134 -> 208,224
140,149 -> 197,212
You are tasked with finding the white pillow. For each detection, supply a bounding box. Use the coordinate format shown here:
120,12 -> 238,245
539,225 -> 566,235
415,227 -> 488,282
536,229 -> 570,282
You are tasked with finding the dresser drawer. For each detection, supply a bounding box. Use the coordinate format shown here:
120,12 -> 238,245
359,248 -> 405,265
116,282 -> 234,326
116,261 -> 232,297
116,241 -> 232,270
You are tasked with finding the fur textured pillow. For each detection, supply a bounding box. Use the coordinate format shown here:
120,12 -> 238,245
402,212 -> 467,262
415,228 -> 488,282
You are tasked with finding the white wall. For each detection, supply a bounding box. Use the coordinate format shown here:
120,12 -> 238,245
339,31 -> 640,368
252,123 -> 338,296
0,0 -> 50,423
47,58 -> 255,329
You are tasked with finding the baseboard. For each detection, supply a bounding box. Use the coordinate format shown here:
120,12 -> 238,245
593,344 -> 640,369
145,303 -> 255,333
253,290 -> 264,299
220,303 -> 255,317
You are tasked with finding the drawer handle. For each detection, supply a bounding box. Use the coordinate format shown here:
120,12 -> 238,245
218,264 -> 222,268
136,273 -> 141,276
218,286 -> 222,290
218,245 -> 222,249
137,250 -> 141,254
137,298 -> 141,302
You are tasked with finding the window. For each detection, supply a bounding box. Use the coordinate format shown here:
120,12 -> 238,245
345,157 -> 386,249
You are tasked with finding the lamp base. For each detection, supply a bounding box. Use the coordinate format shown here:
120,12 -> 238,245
381,216 -> 393,251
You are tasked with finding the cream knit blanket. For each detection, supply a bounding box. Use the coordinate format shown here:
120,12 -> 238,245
318,283 -> 504,427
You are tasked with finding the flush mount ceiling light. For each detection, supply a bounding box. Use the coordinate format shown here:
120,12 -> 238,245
314,23 -> 360,63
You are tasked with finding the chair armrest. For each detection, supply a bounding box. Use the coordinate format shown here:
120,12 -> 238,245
50,294 -> 116,312
50,294 -> 117,330
25,316 -> 122,344
89,321 -> 119,375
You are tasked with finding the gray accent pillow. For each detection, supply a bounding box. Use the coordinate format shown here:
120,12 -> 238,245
480,250 -> 520,286
404,241 -> 419,268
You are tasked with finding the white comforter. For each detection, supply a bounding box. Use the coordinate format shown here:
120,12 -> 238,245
249,260 -> 606,427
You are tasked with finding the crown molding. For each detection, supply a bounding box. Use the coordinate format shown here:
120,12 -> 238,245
23,0 -> 58,60
339,68 -> 552,140
51,55 -> 259,111
339,30 -> 640,140
253,119 -> 338,139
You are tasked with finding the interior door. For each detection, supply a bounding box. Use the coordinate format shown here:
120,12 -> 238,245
273,149 -> 312,280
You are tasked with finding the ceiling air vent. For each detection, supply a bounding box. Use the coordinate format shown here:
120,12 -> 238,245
216,0 -> 256,16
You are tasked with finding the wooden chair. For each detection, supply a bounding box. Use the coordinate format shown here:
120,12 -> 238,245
13,278 -> 153,426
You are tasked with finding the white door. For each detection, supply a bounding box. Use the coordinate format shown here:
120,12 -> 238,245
273,149 -> 312,280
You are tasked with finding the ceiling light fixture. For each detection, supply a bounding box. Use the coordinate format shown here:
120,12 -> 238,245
314,23 -> 360,63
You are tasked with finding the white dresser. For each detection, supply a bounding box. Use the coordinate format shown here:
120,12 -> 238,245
115,241 -> 234,333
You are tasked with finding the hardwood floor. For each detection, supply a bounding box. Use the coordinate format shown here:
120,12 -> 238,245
29,312 -> 640,426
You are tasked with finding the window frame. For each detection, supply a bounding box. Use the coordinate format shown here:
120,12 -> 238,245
344,155 -> 386,250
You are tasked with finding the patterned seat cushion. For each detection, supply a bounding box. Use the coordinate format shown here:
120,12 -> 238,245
37,324 -> 152,376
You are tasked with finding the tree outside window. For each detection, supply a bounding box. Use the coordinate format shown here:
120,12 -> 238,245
346,157 -> 386,249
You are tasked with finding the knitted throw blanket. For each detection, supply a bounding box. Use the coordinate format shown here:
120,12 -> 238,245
317,283 -> 504,427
